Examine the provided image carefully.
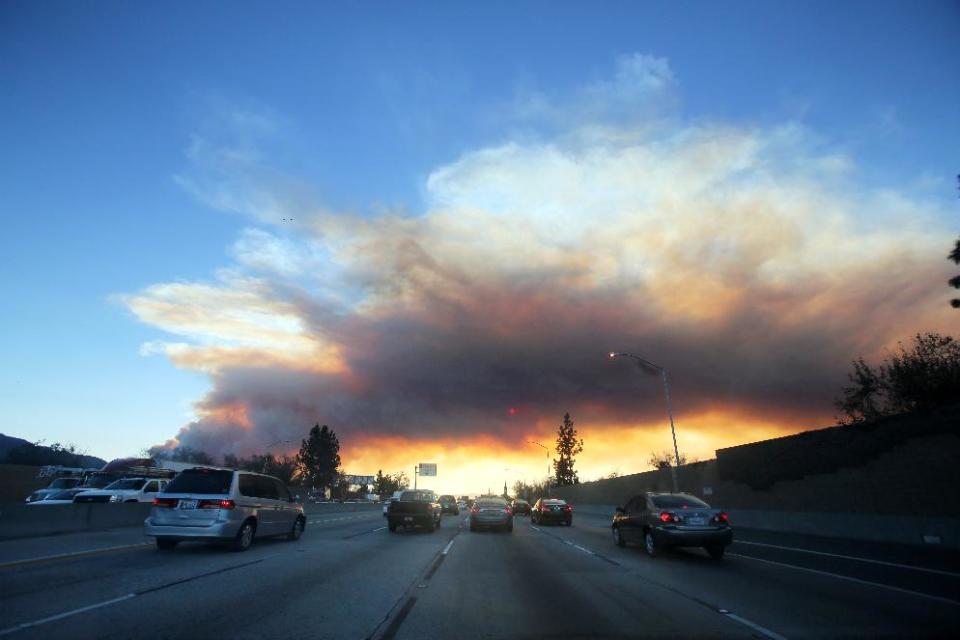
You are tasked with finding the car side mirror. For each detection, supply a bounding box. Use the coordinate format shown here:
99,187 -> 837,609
615,506 -> 626,514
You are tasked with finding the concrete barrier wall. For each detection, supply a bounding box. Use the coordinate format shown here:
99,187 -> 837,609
0,501 -> 382,540
0,503 -> 154,540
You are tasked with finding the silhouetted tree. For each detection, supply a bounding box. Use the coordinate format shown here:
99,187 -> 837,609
152,445 -> 214,465
553,413 -> 583,486
835,332 -> 960,424
296,424 -> 341,491
511,479 -> 549,503
373,470 -> 409,496
647,450 -> 690,470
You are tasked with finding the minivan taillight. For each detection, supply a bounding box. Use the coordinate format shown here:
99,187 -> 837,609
199,499 -> 235,509
153,498 -> 178,508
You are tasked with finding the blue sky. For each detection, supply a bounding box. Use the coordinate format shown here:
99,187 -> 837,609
1,1 -> 958,465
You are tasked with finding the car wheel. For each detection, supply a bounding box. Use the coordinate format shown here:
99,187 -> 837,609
706,545 -> 725,560
612,527 -> 625,547
388,522 -> 398,532
506,523 -> 513,533
565,520 -> 572,527
470,522 -> 477,532
156,537 -> 178,550
644,530 -> 659,557
287,516 -> 305,541
436,516 -> 442,528
426,518 -> 436,533
232,521 -> 255,551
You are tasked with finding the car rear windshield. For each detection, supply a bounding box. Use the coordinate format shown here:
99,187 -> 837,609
164,469 -> 233,495
543,500 -> 566,505
477,499 -> 507,507
439,495 -> 455,502
399,491 -> 434,502
651,495 -> 710,509
106,479 -> 147,490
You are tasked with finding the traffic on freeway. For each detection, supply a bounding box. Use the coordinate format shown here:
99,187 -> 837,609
1,500 -> 958,639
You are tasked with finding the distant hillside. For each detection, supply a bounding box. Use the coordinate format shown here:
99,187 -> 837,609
0,433 -> 106,468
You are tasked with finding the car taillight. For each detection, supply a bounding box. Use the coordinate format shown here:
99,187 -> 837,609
470,507 -> 479,514
199,499 -> 235,509
153,497 -> 178,508
659,511 -> 680,523
503,507 -> 512,514
713,512 -> 729,524
564,505 -> 572,512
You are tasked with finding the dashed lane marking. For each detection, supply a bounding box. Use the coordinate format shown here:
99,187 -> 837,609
0,558 -> 265,636
0,542 -> 153,570
719,610 -> 789,640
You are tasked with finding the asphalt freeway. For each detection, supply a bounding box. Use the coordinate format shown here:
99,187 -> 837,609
0,507 -> 957,639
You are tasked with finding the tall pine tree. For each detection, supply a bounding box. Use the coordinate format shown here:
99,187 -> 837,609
553,413 -> 583,486
297,424 -> 341,491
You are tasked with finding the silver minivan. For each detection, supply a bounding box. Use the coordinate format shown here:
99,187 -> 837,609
144,467 -> 305,551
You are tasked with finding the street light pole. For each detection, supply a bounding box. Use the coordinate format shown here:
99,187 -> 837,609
528,441 -> 551,497
609,352 -> 682,493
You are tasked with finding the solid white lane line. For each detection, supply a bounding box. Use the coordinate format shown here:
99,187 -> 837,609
0,593 -> 136,636
733,540 -> 960,578
719,610 -> 788,640
372,526 -> 387,533
572,544 -> 595,556
728,553 -> 960,607
442,539 -> 455,555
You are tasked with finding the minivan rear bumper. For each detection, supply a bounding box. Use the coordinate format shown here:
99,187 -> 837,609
143,517 -> 242,540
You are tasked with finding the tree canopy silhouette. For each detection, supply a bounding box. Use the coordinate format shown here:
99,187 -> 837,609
553,413 -> 584,486
835,332 -> 960,424
297,424 -> 341,490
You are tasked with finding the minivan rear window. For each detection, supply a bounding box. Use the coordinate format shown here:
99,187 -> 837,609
164,469 -> 233,495
651,495 -> 709,509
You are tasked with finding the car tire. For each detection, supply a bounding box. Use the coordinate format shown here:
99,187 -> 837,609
506,523 -> 513,533
706,545 -> 725,560
232,521 -> 255,552
156,537 -> 178,550
470,523 -> 476,532
565,520 -> 572,527
288,516 -> 305,541
644,530 -> 659,557
388,522 -> 398,532
612,527 -> 625,547
436,516 -> 442,528
426,518 -> 436,533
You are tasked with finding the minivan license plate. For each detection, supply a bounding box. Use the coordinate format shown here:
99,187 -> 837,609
179,499 -> 198,510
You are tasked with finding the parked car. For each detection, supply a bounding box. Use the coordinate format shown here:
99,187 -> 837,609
469,497 -> 513,532
510,499 -> 531,515
143,467 -> 306,551
24,477 -> 83,503
72,477 -> 169,503
386,490 -> 442,532
25,488 -> 89,505
611,492 -> 732,560
531,498 -> 572,526
438,494 -> 459,515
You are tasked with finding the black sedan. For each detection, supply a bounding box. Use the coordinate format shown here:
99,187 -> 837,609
510,499 -> 531,515
611,492 -> 732,559
530,498 -> 572,526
